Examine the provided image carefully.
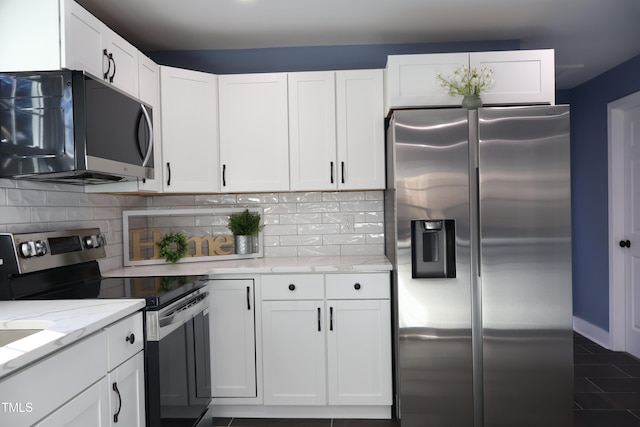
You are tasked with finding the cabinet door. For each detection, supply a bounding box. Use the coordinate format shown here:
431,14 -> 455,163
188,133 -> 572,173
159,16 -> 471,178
160,66 -> 220,192
469,49 -> 555,105
326,299 -> 392,406
336,69 -> 385,190
209,279 -> 257,398
0,0 -> 61,71
385,53 -> 469,110
62,0 -> 105,79
103,28 -> 139,95
36,377 -> 110,427
288,71 -> 337,191
262,300 -> 327,405
108,352 -> 146,427
219,73 -> 290,192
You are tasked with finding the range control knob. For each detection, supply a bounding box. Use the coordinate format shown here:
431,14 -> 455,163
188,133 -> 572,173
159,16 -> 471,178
18,240 -> 48,258
83,234 -> 106,249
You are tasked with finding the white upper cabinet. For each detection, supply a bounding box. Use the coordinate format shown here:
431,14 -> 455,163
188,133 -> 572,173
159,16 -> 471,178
0,0 -> 139,97
335,69 -> 385,190
469,49 -> 555,106
385,49 -> 556,113
385,53 -> 469,111
288,71 -> 338,191
160,66 -> 220,193
289,69 -> 385,191
218,73 -> 290,193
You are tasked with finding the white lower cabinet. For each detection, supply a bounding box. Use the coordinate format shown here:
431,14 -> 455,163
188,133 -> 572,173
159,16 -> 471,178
209,279 -> 257,398
262,299 -> 327,405
260,273 -> 392,408
0,311 -> 145,427
36,377 -> 110,427
326,299 -> 391,405
108,351 -> 145,426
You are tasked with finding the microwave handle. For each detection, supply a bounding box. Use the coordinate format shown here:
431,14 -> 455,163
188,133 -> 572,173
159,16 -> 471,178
140,104 -> 154,167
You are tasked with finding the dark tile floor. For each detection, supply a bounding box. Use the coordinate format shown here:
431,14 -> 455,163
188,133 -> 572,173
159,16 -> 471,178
574,332 -> 640,427
212,332 -> 640,426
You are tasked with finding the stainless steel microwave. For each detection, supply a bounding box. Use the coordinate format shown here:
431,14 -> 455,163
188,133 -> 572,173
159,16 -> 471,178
0,70 -> 154,184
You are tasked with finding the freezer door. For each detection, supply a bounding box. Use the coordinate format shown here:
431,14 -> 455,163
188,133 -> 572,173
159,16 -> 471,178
478,106 -> 573,427
392,109 -> 474,427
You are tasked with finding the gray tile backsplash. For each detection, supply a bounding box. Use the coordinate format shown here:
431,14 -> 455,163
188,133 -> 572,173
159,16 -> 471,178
149,191 -> 385,258
0,178 -> 384,269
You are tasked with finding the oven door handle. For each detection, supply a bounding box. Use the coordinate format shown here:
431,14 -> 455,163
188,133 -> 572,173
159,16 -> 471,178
152,292 -> 209,340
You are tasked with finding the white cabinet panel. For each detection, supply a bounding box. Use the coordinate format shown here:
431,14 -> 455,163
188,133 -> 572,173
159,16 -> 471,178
218,73 -> 290,193
326,299 -> 392,405
385,50 -> 556,112
262,300 -> 327,405
160,66 -> 219,192
469,49 -> 555,105
336,69 -> 385,190
36,378 -> 110,427
62,0 -> 104,77
385,53 -> 469,111
289,71 -> 337,191
102,30 -> 139,95
209,279 -> 257,398
108,352 -> 146,426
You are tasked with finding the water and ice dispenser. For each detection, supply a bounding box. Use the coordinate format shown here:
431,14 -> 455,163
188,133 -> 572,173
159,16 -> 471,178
411,219 -> 456,278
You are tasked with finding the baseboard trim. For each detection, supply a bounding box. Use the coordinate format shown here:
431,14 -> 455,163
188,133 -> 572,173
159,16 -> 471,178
573,316 -> 611,349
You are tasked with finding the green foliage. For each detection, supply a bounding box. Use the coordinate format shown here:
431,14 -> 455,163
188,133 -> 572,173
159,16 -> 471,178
157,232 -> 188,264
227,209 -> 264,236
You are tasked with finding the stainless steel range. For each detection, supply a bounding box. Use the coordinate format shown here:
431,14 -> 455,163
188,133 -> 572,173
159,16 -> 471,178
0,228 -> 213,427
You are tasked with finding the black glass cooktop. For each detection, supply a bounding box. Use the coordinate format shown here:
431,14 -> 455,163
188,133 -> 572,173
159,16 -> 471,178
8,260 -> 207,309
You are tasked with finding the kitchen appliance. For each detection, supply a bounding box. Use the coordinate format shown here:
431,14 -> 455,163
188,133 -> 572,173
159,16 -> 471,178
385,106 -> 573,426
0,70 -> 154,183
0,228 -> 213,427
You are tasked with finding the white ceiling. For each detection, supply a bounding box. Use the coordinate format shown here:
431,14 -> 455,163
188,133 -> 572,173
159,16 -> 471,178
75,0 -> 640,89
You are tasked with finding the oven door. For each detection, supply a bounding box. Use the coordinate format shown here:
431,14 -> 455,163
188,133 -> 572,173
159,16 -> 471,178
146,290 -> 212,427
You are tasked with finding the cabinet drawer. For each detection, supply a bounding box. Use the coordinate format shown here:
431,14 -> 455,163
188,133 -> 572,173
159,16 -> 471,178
261,274 -> 324,300
106,312 -> 143,370
326,273 -> 389,299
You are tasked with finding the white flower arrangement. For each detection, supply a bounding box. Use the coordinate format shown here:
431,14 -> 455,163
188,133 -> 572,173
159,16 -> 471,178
436,66 -> 495,96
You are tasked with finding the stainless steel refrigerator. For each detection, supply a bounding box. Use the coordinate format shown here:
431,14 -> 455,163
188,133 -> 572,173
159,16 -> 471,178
384,106 -> 573,427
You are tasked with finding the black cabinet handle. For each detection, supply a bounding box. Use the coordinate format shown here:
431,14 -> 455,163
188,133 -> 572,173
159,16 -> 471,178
620,240 -> 631,248
103,49 -> 111,79
222,164 -> 227,187
317,307 -> 321,331
166,162 -> 171,186
330,306 -> 334,331
354,283 -> 361,290
125,333 -> 135,344
330,161 -> 334,184
109,53 -> 116,83
247,286 -> 251,310
112,382 -> 122,423
341,161 -> 345,184
288,284 -> 295,291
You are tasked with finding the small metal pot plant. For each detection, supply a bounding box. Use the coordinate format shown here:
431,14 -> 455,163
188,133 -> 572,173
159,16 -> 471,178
227,209 -> 264,255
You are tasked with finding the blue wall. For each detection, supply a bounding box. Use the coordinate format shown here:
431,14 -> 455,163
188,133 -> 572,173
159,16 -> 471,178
570,53 -> 640,331
147,40 -> 519,74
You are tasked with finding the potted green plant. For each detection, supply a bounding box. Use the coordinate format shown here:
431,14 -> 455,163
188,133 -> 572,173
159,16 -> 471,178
436,66 -> 495,109
227,209 -> 264,254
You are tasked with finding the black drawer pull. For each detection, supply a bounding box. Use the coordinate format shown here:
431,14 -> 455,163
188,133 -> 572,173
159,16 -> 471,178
354,283 -> 361,290
125,333 -> 135,344
288,284 -> 295,291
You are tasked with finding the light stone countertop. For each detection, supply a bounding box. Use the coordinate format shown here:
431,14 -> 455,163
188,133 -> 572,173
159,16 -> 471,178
0,299 -> 145,379
103,255 -> 392,278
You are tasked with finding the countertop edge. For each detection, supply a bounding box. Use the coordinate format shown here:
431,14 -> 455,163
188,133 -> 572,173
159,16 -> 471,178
103,255 -> 392,277
0,299 -> 145,380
